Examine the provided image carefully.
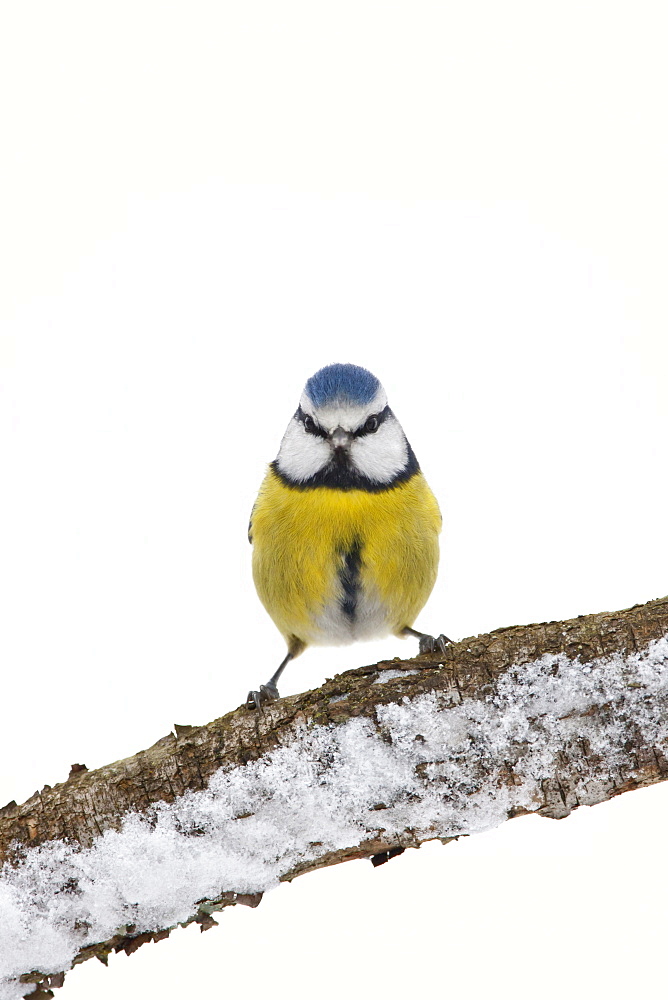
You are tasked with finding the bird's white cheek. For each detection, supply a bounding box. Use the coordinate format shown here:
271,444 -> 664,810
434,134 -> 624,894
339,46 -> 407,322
350,422 -> 408,483
276,422 -> 330,481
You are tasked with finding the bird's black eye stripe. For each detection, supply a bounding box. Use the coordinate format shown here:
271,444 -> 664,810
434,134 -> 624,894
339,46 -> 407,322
296,406 -> 327,438
295,404 -> 391,438
355,405 -> 391,437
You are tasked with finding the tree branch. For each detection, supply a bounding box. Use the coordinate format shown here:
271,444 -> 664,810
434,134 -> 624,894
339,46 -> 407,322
3,596 -> 668,998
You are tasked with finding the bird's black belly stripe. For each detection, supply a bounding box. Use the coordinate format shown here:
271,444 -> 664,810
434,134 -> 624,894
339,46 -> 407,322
339,541 -> 362,621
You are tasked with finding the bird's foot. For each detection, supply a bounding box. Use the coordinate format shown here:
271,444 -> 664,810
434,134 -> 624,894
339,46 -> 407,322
418,633 -> 452,655
246,681 -> 280,711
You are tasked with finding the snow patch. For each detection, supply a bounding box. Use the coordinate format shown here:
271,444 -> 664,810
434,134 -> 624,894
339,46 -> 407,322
2,636 -> 668,997
374,668 -> 420,683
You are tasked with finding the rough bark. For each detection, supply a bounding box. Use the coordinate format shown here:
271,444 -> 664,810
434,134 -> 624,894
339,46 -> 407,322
3,595 -> 668,998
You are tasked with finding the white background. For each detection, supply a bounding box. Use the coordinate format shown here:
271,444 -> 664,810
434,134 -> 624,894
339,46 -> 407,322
2,2 -> 667,998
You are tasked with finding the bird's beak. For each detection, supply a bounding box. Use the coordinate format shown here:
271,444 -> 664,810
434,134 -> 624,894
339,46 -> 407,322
329,426 -> 351,450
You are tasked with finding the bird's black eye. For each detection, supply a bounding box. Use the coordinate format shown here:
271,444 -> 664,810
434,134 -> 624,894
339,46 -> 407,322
364,415 -> 378,433
304,414 -> 316,433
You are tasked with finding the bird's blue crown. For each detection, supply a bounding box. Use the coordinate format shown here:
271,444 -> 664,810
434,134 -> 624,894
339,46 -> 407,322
304,364 -> 380,408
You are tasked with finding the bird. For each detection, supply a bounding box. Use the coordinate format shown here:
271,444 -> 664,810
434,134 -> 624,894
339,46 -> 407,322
246,363 -> 449,709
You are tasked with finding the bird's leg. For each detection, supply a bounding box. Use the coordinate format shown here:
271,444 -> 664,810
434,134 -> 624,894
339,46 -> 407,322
246,652 -> 293,711
401,626 -> 452,655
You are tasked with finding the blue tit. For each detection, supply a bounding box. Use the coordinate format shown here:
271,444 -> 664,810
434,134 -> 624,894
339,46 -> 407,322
246,363 -> 448,709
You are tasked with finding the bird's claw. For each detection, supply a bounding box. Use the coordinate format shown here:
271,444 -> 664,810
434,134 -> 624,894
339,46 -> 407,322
246,681 -> 280,711
418,633 -> 452,655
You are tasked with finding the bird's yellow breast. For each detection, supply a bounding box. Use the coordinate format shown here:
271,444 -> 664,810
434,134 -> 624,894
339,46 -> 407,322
250,467 -> 441,647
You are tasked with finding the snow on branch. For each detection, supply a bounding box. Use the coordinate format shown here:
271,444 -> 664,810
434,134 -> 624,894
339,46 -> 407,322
2,596 -> 668,999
